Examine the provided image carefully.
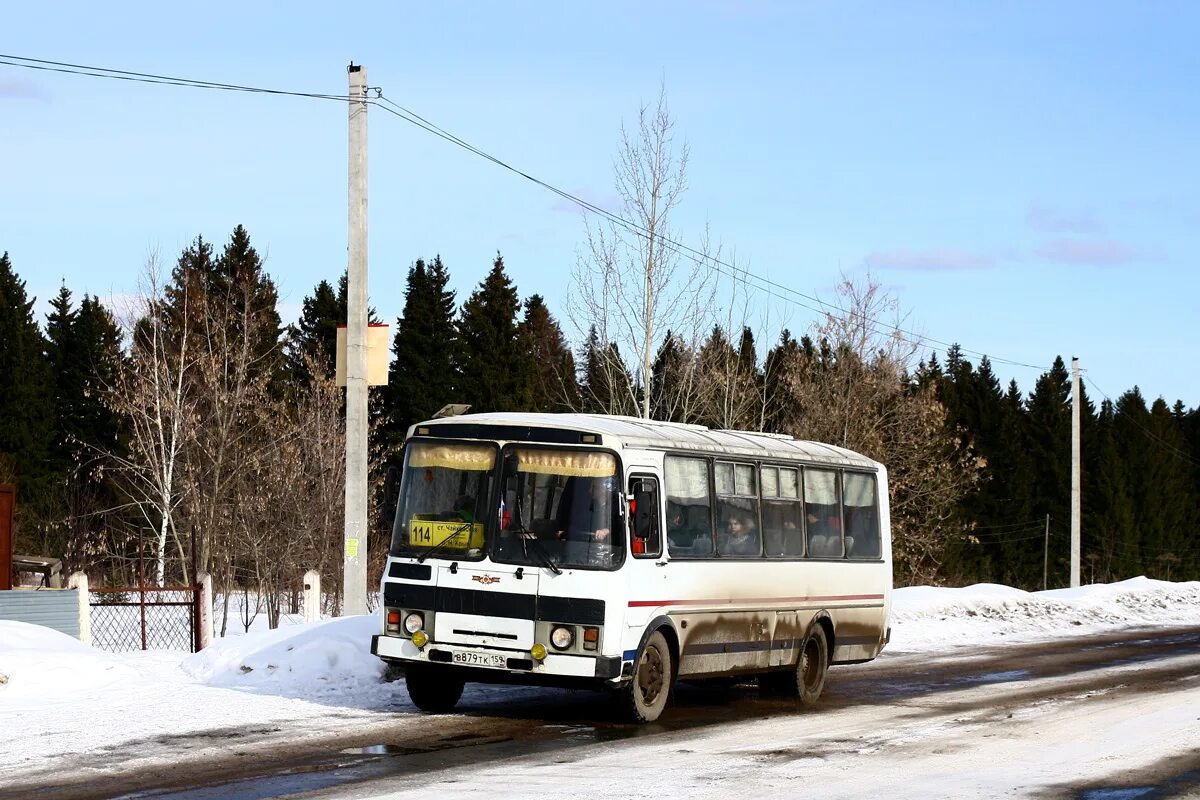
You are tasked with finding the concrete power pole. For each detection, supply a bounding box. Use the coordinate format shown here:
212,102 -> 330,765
1070,356 -> 1081,588
343,63 -> 369,616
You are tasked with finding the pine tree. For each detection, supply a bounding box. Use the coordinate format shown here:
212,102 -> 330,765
521,294 -> 578,413
455,254 -> 533,414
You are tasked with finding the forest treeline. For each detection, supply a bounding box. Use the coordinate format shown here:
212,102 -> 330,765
3,228 -> 1197,619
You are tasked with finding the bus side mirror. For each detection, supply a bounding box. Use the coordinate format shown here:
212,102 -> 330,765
632,486 -> 657,540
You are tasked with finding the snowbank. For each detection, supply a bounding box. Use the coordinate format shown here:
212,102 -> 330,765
181,612 -> 387,698
890,577 -> 1200,652
0,620 -> 139,704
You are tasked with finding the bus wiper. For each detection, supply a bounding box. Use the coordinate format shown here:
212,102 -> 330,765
417,521 -> 472,564
515,528 -> 562,575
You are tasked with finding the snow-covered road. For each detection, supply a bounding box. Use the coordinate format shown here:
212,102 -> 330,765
2,578 -> 1199,799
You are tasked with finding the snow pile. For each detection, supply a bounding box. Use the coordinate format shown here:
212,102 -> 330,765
0,620 -> 138,702
890,577 -> 1200,652
181,612 -> 386,697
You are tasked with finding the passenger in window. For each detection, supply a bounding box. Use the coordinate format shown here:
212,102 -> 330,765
666,504 -> 691,546
563,476 -> 617,565
721,512 -> 758,556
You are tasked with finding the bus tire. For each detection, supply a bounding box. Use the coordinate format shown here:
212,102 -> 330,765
405,665 -> 465,713
622,630 -> 672,723
795,625 -> 829,706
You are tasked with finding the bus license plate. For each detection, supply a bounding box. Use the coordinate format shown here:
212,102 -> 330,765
452,651 -> 506,668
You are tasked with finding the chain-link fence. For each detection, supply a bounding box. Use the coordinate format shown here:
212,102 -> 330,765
89,586 -> 199,652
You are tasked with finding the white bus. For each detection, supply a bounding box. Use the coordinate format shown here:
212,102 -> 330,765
371,412 -> 891,722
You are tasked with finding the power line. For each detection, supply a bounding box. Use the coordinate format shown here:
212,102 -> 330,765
0,52 -> 1049,374
0,53 -> 351,102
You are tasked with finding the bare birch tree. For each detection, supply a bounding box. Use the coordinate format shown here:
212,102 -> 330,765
569,84 -> 717,418
107,257 -> 195,585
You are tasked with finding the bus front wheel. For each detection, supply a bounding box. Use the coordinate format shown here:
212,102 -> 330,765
622,630 -> 673,723
405,665 -> 465,713
795,625 -> 829,705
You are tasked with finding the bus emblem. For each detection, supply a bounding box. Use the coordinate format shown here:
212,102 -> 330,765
473,574 -> 500,585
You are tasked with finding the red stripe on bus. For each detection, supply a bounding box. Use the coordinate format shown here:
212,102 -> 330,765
627,594 -> 885,608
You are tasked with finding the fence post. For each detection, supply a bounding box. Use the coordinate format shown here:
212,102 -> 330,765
68,572 -> 91,646
197,572 -> 214,650
303,570 -> 321,624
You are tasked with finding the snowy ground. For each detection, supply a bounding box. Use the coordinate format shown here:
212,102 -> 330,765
2,577 -> 1199,798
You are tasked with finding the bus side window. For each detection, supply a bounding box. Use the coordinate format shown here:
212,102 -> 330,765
804,468 -> 844,558
629,476 -> 662,558
843,472 -> 880,559
664,456 -> 713,557
762,466 -> 803,557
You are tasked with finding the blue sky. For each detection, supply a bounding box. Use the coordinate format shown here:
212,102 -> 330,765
3,1 -> 1197,406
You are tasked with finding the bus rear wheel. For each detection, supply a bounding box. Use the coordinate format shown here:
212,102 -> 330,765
405,665 -> 465,713
622,631 -> 672,723
794,625 -> 829,705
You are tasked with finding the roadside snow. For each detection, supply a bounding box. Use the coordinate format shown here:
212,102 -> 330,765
888,577 -> 1200,652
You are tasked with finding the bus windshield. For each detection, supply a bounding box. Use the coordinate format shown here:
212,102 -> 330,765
493,447 -> 625,570
389,441 -> 498,561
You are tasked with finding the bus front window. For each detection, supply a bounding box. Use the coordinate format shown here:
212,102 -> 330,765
494,448 -> 625,570
390,442 -> 497,561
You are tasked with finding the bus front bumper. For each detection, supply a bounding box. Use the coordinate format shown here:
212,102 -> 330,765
372,635 -> 622,680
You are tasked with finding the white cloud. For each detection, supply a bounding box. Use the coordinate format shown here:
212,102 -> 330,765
1036,239 -> 1146,266
1026,204 -> 1105,234
863,248 -> 996,271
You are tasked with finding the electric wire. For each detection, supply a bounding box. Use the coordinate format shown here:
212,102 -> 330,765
0,54 -> 352,102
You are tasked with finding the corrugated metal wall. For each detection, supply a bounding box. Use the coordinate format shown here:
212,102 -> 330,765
0,589 -> 81,639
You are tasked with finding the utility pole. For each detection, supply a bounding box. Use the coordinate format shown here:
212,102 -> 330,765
1043,514 -> 1050,592
343,63 -> 369,616
1070,356 -> 1081,588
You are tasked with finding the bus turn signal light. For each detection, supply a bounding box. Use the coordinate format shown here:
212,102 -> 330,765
583,627 -> 599,651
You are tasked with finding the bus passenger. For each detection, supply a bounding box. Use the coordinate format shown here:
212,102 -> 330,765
721,512 -> 758,556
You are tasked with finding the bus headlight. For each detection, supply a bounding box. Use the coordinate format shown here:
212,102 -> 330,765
403,612 -> 425,634
550,626 -> 574,650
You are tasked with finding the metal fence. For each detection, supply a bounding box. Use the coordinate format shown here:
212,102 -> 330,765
89,586 -> 200,652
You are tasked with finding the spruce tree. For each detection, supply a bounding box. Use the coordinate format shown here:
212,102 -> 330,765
45,290 -> 123,571
521,294 -> 578,413
215,225 -> 282,381
286,279 -> 341,384
455,254 -> 533,414
579,326 -> 635,415
650,331 -> 690,423
0,252 -> 56,553
44,284 -> 79,475
386,257 -> 459,442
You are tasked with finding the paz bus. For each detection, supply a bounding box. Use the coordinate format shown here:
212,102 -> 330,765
371,412 -> 891,722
